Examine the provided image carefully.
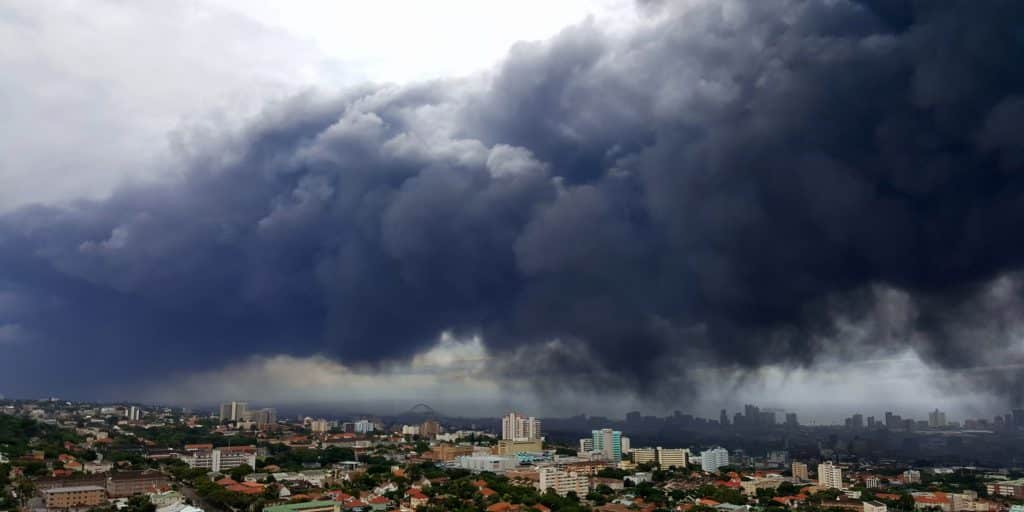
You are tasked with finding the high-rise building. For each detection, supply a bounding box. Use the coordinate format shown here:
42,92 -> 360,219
851,414 -> 864,429
354,419 -> 375,434
867,416 -> 876,428
501,412 -> 541,441
310,419 -> 330,433
245,408 -> 277,427
656,447 -> 688,469
928,409 -> 947,428
579,438 -> 594,452
720,410 -> 730,426
785,413 -> 799,427
818,462 -> 843,489
592,429 -> 623,462
903,470 -> 921,484
701,447 -> 729,473
127,406 -> 140,422
219,402 -> 248,422
420,419 -> 441,438
792,461 -> 808,481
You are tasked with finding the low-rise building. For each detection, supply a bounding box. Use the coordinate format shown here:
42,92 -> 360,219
538,466 -> 588,497
865,502 -> 888,512
43,485 -> 107,509
456,455 -> 519,473
181,445 -> 256,473
656,447 -> 688,469
107,470 -> 169,497
987,479 -> 1024,499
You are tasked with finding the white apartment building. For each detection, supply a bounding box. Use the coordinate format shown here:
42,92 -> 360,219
539,466 -> 589,497
401,425 -> 420,435
455,455 -> 519,473
656,447 -> 688,469
502,412 -> 541,441
701,447 -> 730,473
182,446 -> 257,472
818,462 -> 843,489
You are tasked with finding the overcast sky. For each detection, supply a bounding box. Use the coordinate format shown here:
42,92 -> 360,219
2,0 -> 1024,423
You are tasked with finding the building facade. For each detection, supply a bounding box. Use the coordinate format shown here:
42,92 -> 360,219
219,402 -> 248,422
501,412 -> 542,441
538,467 -> 588,497
818,462 -> 843,489
701,447 -> 729,473
656,447 -> 688,469
792,462 -> 809,481
44,486 -> 106,509
591,429 -> 623,462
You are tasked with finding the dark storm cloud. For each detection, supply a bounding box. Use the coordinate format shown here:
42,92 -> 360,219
2,0 -> 1024,403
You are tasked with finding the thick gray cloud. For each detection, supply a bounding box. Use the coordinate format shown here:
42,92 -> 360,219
2,0 -> 1024,407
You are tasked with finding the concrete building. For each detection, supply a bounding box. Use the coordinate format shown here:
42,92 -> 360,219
127,406 -> 141,422
353,419 -> 375,434
501,412 -> 542,441
182,445 -> 256,473
987,479 -> 1024,498
219,402 -> 248,422
401,424 -> 420,436
420,419 -> 441,438
455,455 -> 519,473
701,447 -> 729,473
539,466 -> 588,497
107,470 -> 169,497
44,485 -> 106,509
309,419 -> 330,433
245,408 -> 277,427
579,438 -> 593,452
865,501 -> 888,512
818,462 -> 843,489
495,439 -> 543,456
591,429 -> 623,462
792,462 -> 809,481
929,409 -> 947,428
903,470 -> 922,484
656,447 -> 688,469
631,447 -> 656,465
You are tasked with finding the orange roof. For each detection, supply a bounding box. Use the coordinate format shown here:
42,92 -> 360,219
875,493 -> 901,501
226,484 -> 264,495
368,497 -> 390,504
480,488 -> 498,497
406,489 -> 428,500
216,477 -> 238,486
697,498 -> 721,506
914,493 -> 950,505
533,505 -> 551,512
487,503 -> 515,512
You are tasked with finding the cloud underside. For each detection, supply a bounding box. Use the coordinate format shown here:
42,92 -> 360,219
2,0 -> 1024,407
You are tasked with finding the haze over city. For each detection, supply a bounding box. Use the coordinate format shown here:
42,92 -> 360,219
2,0 -> 1024,427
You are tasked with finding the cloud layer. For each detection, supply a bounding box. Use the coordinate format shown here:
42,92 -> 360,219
2,0 -> 1024,409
